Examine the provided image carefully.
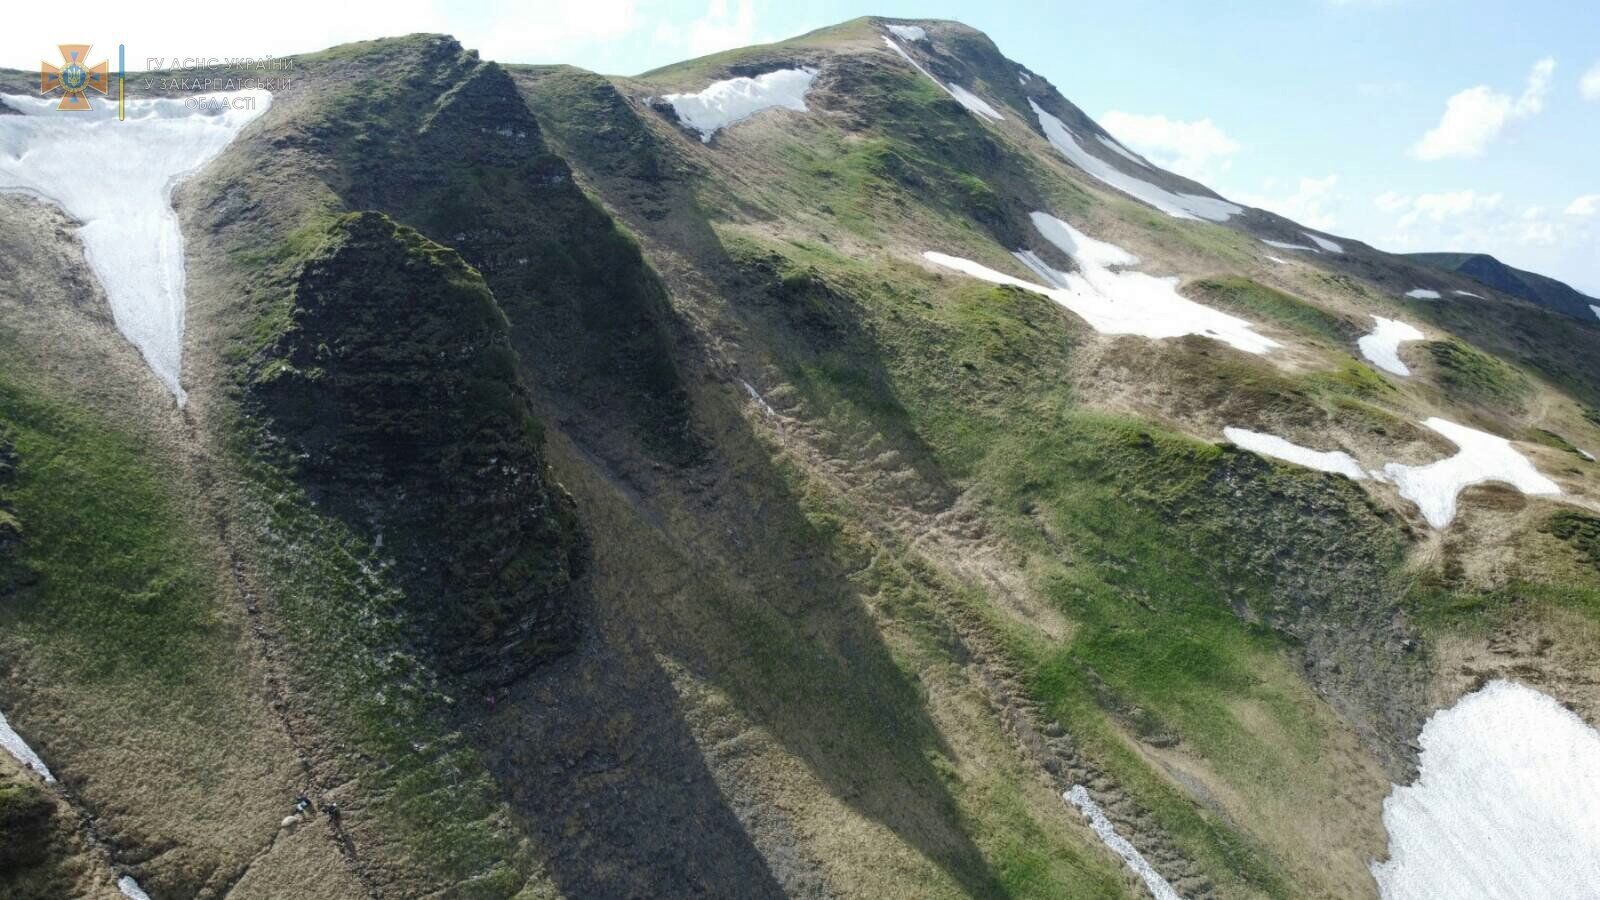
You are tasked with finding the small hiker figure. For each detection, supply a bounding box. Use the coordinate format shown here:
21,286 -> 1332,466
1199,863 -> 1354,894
321,802 -> 340,822
295,793 -> 312,816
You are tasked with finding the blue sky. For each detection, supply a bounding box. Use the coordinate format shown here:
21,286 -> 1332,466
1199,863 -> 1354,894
7,0 -> 1597,292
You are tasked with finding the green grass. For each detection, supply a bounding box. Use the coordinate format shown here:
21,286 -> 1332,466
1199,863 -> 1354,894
1185,275 -> 1353,345
720,230 -> 1426,895
0,375 -> 224,695
1423,339 -> 1530,408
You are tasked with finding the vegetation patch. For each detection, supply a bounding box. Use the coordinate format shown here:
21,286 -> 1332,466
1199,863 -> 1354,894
1423,339 -> 1530,408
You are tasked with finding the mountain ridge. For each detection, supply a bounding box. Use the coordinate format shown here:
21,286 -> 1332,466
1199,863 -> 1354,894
1,15 -> 1598,900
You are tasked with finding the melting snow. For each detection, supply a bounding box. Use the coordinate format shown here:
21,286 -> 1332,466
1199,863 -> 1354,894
1096,134 -> 1149,168
1223,427 -> 1367,480
881,37 -> 1004,121
1405,288 -> 1441,300
1453,290 -> 1484,299
1262,239 -> 1318,253
1264,255 -> 1290,265
0,91 -> 271,403
885,24 -> 927,42
663,68 -> 818,143
1372,680 -> 1600,899
740,379 -> 777,417
1383,418 -> 1560,529
1357,315 -> 1425,376
946,84 -> 1005,121
924,212 -> 1279,354
1031,99 -> 1241,222
1303,231 -> 1344,253
118,876 -> 153,900
0,708 -> 54,782
1591,303 -> 1600,321
1064,786 -> 1181,900
1580,448 -> 1596,462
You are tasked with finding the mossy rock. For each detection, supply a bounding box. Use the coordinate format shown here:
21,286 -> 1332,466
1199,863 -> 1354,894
250,211 -> 583,684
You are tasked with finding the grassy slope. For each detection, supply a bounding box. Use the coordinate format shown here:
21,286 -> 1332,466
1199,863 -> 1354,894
540,16 -> 1600,897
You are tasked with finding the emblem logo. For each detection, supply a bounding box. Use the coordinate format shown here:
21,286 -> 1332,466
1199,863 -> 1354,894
41,44 -> 110,111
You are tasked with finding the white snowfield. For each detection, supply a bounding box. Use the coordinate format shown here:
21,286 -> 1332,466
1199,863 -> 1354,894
881,36 -> 1004,121
663,68 -> 819,143
0,90 -> 270,403
1591,303 -> 1600,321
1063,786 -> 1181,900
1223,427 -> 1368,481
1405,288 -> 1441,300
1262,239 -> 1317,252
1030,99 -> 1241,222
946,84 -> 1005,121
1303,231 -> 1343,254
1096,134 -> 1149,168
0,707 -> 54,782
924,212 -> 1279,355
885,24 -> 927,42
118,875 -> 153,900
1383,418 -> 1560,529
1372,680 -> 1600,900
1357,315 -> 1425,376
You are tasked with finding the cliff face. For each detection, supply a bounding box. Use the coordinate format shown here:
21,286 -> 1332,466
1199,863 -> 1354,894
251,211 -> 583,683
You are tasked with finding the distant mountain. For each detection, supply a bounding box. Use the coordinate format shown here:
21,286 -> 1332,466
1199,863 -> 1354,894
1406,251 -> 1600,320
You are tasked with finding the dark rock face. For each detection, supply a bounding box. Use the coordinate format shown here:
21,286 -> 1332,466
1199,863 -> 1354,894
251,211 -> 583,684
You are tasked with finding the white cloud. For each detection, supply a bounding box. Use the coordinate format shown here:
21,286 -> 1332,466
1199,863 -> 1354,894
1235,175 -> 1342,230
475,0 -> 642,62
1566,194 -> 1600,217
1378,190 -> 1504,228
1098,111 -> 1241,182
1411,58 -> 1555,160
654,0 -> 757,59
1583,61 -> 1600,101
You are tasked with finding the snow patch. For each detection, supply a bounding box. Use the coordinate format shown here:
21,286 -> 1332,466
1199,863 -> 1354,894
1264,255 -> 1290,265
1262,239 -> 1318,252
0,90 -> 272,403
1372,680 -> 1600,899
885,24 -> 927,42
1018,71 -> 1032,85
1096,134 -> 1149,168
1405,288 -> 1441,300
740,379 -> 776,417
946,83 -> 1005,121
1064,786 -> 1181,900
1453,290 -> 1483,299
1579,448 -> 1596,462
663,68 -> 818,143
923,212 -> 1279,355
881,37 -> 1004,122
0,708 -> 54,782
1383,418 -> 1561,529
1223,427 -> 1367,481
1031,99 -> 1241,222
1591,303 -> 1600,321
1303,231 -> 1343,253
1357,315 -> 1425,376
118,876 -> 153,900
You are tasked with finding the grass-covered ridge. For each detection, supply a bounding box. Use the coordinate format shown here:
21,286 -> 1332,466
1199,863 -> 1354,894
248,211 -> 583,685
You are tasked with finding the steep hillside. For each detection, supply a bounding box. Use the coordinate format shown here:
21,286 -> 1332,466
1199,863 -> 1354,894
2,15 -> 1599,900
